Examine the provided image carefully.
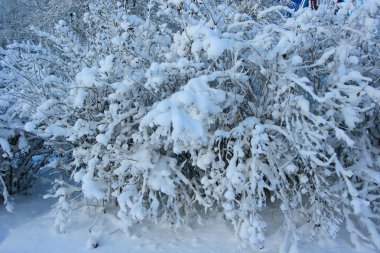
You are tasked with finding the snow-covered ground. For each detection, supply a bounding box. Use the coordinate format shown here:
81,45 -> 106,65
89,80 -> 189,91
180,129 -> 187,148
0,185 -> 373,253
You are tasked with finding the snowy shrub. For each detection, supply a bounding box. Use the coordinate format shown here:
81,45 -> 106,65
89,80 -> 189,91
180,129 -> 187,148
0,25 -> 79,212
1,0 -> 380,251
0,0 -> 89,47
140,0 -> 380,250
0,101 -> 46,212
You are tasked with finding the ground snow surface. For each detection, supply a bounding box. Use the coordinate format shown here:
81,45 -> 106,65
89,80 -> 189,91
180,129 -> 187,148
0,187 -> 374,253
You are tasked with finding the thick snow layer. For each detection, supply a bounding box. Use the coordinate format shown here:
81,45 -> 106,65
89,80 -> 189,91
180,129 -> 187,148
0,188 -> 375,253
76,67 -> 99,87
0,138 -> 12,158
24,121 -> 37,133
